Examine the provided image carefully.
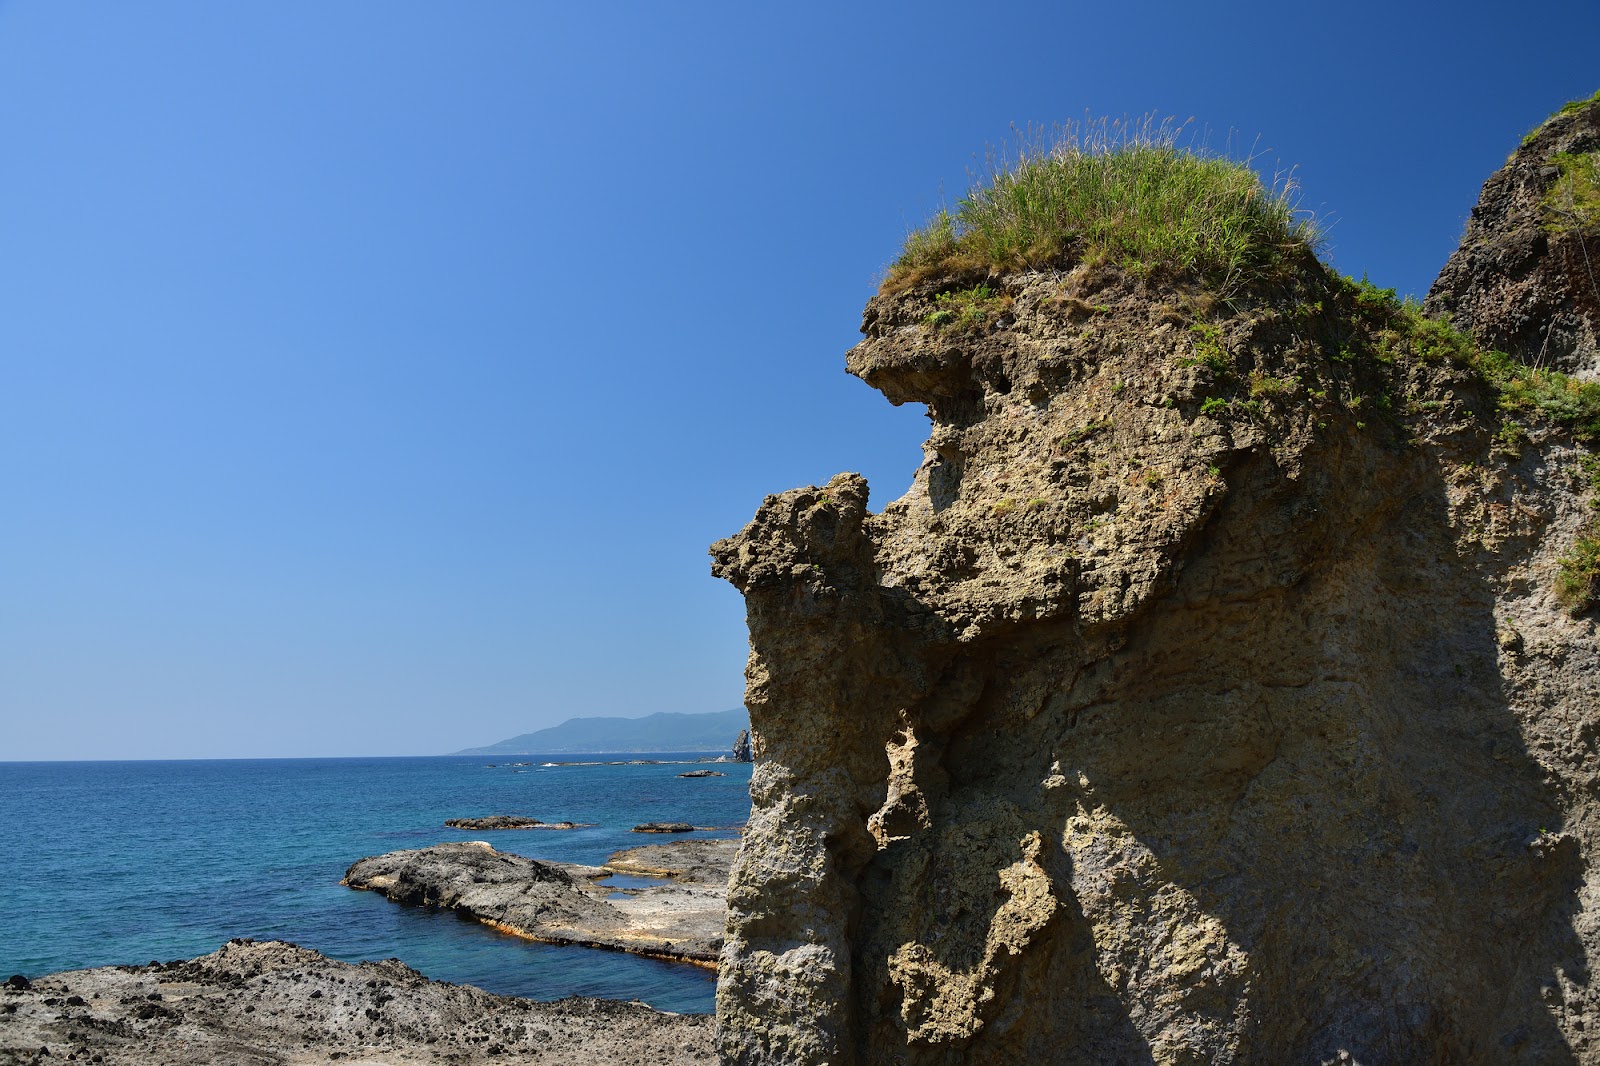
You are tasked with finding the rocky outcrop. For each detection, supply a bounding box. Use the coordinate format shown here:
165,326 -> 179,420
733,728 -> 755,762
710,109 -> 1600,1064
679,769 -> 727,778
633,822 -> 697,833
444,815 -> 589,830
1427,95 -> 1600,375
343,840 -> 735,963
0,939 -> 711,1065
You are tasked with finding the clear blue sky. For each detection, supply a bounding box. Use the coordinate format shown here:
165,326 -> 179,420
3,1 -> 1596,760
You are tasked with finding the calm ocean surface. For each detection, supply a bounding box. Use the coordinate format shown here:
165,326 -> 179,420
0,754 -> 752,1013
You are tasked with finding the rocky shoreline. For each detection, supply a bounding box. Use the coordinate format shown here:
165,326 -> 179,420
0,939 -> 712,1065
343,838 -> 736,964
2,839 -> 737,1063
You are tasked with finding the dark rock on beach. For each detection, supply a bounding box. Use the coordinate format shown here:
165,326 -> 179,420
0,938 -> 711,1065
342,839 -> 737,963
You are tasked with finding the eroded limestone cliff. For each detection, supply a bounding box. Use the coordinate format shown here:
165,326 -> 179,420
712,100 -> 1600,1065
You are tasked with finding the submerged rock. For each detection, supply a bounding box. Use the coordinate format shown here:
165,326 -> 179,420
0,939 -> 711,1064
632,822 -> 696,833
711,99 -> 1600,1064
677,769 -> 726,778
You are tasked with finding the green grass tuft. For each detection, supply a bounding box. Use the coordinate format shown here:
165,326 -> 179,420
1557,536 -> 1600,614
888,118 -> 1319,292
1543,151 -> 1600,233
1338,275 -> 1600,443
1558,89 -> 1600,118
1521,89 -> 1600,147
924,284 -> 1009,330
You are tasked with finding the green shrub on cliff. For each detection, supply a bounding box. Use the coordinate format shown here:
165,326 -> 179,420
1557,536 -> 1600,614
889,118 -> 1318,291
923,284 -> 1009,330
1557,88 -> 1600,118
1519,89 -> 1599,147
1337,275 -> 1600,444
1543,151 -> 1600,233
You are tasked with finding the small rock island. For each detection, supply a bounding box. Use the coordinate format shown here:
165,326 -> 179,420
444,815 -> 590,830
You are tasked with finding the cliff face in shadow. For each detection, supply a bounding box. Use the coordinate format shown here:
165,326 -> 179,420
711,98 -> 1600,1066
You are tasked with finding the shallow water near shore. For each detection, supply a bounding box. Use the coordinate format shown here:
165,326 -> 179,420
0,754 -> 750,1013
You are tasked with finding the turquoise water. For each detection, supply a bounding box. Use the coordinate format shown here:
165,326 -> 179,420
0,754 -> 750,1013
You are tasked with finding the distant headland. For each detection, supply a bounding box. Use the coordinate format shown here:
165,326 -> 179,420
454,708 -> 750,755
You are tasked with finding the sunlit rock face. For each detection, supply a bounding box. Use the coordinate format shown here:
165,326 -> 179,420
711,120 -> 1600,1065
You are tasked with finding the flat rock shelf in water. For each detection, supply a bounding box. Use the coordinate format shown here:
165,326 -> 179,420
0,939 -> 711,1065
343,839 -> 736,963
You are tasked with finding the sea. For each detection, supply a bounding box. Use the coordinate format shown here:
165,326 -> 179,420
0,754 -> 753,1014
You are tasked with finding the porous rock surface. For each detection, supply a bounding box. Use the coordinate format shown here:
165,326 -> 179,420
344,839 -> 735,963
0,938 -> 712,1065
1427,97 -> 1600,376
710,112 -> 1600,1065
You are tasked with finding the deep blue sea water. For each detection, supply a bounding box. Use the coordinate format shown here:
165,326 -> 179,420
0,754 -> 751,1013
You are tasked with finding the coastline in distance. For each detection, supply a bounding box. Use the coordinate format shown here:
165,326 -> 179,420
455,708 -> 750,756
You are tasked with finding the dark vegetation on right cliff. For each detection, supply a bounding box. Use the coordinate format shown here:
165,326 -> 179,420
713,94 -> 1600,1066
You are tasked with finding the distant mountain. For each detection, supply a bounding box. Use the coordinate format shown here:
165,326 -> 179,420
454,708 -> 750,755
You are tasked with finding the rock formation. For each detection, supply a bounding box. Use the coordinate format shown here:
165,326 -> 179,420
1428,94 -> 1600,377
0,939 -> 711,1064
711,99 -> 1600,1063
444,815 -> 589,830
343,839 -> 736,963
733,728 -> 755,762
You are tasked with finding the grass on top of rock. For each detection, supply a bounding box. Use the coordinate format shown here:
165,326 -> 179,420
1558,89 -> 1600,117
1520,89 -> 1600,147
887,117 -> 1319,294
